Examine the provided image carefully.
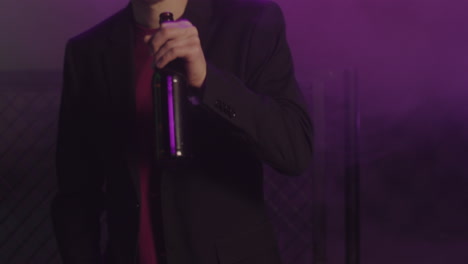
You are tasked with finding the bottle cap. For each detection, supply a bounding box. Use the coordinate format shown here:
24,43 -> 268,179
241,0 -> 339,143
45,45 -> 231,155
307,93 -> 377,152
160,12 -> 174,24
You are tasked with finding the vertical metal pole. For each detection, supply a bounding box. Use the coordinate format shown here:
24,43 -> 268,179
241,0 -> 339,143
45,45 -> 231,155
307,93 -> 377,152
344,69 -> 361,264
311,77 -> 328,264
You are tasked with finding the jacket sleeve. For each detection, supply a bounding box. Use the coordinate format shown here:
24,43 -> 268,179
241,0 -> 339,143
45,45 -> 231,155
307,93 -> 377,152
51,40 -> 104,264
200,2 -> 313,176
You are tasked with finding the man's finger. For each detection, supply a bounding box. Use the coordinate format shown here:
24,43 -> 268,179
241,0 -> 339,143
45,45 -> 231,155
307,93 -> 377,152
150,25 -> 198,55
156,44 -> 199,69
156,46 -> 184,68
160,19 -> 193,28
154,36 -> 193,62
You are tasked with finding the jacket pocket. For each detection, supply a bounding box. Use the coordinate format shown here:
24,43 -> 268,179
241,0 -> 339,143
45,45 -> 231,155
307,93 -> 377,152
215,222 -> 279,264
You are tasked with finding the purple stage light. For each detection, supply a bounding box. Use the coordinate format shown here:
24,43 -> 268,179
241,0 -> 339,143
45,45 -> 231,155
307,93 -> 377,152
167,75 -> 176,156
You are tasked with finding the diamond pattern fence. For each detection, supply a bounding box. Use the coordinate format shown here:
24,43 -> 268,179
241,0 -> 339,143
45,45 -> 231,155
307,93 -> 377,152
0,71 -> 351,264
0,71 -> 61,264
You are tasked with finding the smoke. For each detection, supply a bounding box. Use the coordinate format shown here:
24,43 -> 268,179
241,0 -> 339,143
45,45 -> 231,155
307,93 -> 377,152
277,0 -> 468,239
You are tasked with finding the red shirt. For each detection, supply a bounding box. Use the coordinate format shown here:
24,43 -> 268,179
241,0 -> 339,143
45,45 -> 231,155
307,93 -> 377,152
134,23 -> 158,264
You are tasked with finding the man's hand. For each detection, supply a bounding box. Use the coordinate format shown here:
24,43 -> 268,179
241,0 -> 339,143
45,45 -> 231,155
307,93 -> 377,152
144,20 -> 206,89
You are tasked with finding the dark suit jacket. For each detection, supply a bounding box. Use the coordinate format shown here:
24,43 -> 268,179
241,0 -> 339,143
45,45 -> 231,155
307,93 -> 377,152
51,0 -> 313,263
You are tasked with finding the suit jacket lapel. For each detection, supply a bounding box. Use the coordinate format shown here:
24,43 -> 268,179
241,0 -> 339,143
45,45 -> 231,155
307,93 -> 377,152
103,5 -> 141,203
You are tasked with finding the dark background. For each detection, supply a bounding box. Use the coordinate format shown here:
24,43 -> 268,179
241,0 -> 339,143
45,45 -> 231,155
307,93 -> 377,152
1,0 -> 468,263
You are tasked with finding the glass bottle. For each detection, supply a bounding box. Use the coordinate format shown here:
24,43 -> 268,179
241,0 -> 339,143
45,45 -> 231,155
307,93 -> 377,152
152,12 -> 190,161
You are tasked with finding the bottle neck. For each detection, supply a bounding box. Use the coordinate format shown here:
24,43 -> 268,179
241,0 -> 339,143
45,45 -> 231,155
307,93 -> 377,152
131,0 -> 187,29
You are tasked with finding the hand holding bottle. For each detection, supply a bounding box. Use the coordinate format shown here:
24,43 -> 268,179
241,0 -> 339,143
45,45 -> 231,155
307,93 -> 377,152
144,19 -> 206,89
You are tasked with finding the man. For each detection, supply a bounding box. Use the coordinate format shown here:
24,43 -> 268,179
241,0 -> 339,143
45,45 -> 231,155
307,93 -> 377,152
51,0 -> 313,263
